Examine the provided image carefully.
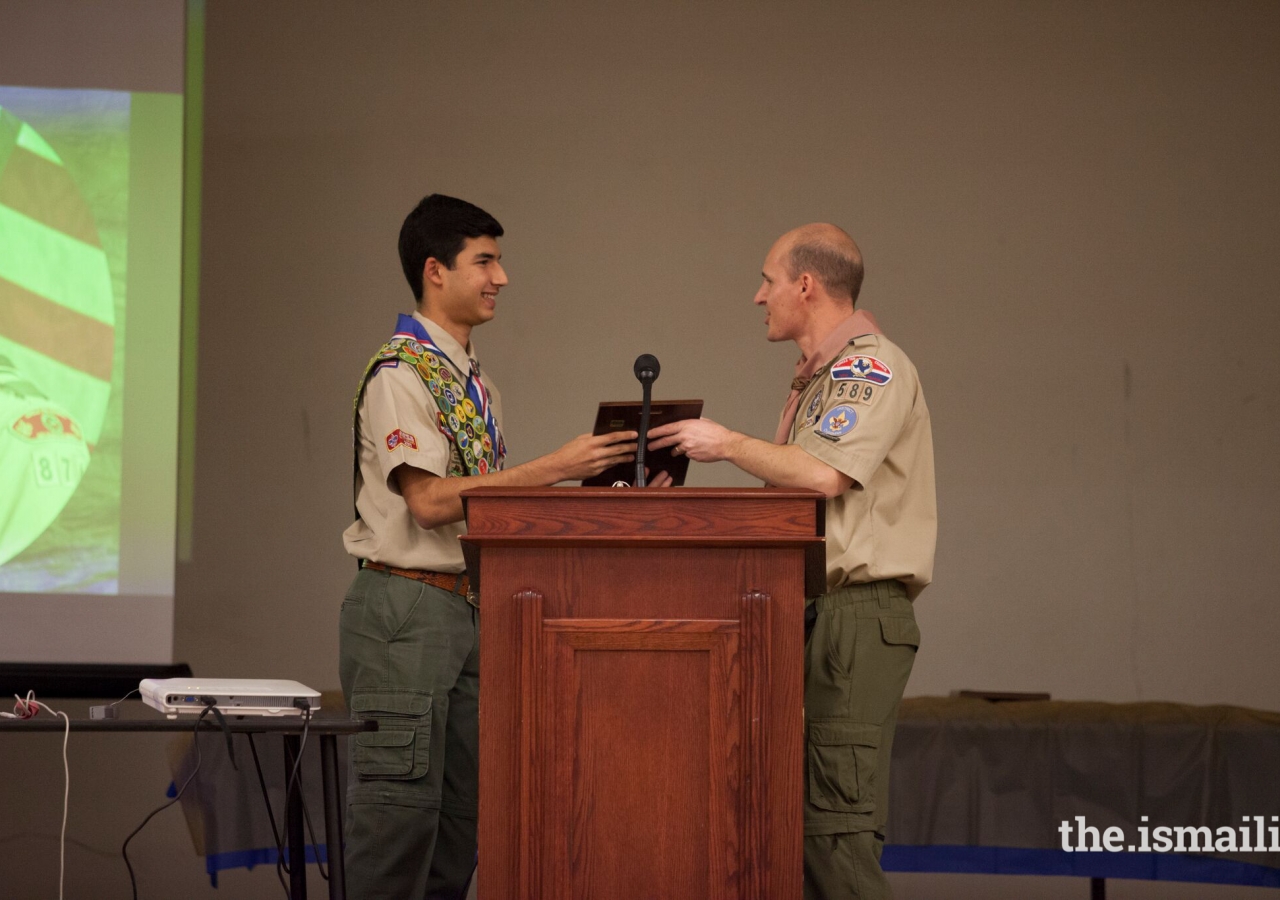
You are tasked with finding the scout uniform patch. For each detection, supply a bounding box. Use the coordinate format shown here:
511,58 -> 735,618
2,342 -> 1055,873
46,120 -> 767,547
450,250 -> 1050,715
385,429 -> 417,452
817,404 -> 858,439
802,389 -> 824,427
831,355 -> 892,385
832,380 -> 879,407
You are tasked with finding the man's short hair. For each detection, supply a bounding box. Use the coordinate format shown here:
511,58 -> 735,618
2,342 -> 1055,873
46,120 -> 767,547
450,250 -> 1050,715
786,239 -> 864,304
398,194 -> 504,301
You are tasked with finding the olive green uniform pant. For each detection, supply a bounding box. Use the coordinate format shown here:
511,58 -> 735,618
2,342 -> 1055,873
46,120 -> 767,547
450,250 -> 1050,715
339,568 -> 479,900
804,580 -> 921,900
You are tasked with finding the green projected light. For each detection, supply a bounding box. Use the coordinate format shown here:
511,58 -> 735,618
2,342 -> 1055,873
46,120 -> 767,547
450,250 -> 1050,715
0,105 -> 116,444
0,1 -> 188,665
0,91 -> 129,589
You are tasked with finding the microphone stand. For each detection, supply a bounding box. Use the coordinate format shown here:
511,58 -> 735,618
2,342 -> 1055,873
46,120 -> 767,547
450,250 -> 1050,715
633,354 -> 659,487
636,376 -> 652,487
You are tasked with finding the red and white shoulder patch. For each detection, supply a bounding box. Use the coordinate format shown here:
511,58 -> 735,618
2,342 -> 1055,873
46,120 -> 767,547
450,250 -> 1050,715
386,429 -> 418,452
830,355 -> 892,385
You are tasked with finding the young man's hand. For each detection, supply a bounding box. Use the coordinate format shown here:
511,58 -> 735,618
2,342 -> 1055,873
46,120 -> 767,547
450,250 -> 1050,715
546,431 -> 639,481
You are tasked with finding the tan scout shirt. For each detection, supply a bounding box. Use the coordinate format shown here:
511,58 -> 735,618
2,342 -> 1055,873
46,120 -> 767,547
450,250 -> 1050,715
791,332 -> 936,599
342,312 -> 504,572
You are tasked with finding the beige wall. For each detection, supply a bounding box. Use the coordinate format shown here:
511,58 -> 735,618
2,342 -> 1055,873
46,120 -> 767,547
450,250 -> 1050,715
182,0 -> 1280,710
4,2 -> 1280,898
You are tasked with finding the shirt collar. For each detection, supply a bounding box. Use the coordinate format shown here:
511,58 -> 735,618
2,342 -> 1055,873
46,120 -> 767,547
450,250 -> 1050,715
794,308 -> 883,381
396,311 -> 477,376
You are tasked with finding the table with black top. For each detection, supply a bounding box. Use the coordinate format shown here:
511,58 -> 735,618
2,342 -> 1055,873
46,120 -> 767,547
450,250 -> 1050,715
0,713 -> 376,900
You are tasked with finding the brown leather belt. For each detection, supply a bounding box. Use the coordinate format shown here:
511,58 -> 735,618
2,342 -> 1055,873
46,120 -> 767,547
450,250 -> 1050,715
361,561 -> 470,596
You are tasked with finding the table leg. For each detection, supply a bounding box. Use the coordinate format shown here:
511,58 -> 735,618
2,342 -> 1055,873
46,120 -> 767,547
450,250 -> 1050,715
320,734 -> 345,900
284,734 -> 307,900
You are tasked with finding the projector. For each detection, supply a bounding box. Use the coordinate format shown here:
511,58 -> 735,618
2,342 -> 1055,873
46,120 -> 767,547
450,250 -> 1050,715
140,678 -> 321,718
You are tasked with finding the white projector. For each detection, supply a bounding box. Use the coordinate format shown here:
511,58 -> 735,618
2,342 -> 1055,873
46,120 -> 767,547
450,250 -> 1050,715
140,678 -> 321,718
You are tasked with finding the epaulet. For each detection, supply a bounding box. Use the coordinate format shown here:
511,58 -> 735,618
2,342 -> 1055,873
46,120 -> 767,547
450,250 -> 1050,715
846,332 -> 878,347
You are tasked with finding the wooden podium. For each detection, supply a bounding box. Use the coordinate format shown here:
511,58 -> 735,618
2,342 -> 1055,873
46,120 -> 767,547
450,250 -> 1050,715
461,487 -> 825,900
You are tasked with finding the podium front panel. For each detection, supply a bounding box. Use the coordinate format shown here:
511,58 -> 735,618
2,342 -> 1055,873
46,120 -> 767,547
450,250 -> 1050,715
464,489 -> 818,900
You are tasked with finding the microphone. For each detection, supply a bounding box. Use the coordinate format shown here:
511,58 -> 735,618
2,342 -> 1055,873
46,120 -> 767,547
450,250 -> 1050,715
633,354 -> 660,487
634,354 -> 660,384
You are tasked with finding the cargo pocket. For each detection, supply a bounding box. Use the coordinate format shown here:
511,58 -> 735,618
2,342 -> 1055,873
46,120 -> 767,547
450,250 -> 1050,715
807,719 -> 880,813
351,690 -> 432,780
879,615 -> 921,651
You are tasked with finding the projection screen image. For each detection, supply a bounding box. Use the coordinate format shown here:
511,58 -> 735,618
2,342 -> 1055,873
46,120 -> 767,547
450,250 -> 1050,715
0,87 -> 128,592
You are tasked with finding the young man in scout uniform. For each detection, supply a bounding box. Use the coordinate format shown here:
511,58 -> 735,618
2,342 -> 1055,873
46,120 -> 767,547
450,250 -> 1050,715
648,223 -> 936,900
341,194 -> 640,899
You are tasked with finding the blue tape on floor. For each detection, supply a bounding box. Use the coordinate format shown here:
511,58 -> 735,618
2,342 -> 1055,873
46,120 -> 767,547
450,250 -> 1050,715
881,845 -> 1280,887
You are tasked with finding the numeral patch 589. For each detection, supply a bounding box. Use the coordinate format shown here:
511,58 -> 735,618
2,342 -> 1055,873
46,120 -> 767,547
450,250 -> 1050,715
834,382 -> 877,405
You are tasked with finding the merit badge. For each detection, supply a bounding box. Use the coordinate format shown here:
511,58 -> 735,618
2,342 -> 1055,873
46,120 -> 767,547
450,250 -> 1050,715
386,429 -> 418,451
817,405 -> 858,439
831,355 -> 892,385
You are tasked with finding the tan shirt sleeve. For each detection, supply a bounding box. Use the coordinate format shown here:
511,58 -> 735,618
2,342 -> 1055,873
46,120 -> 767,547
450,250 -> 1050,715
794,344 -> 917,488
362,361 -> 452,486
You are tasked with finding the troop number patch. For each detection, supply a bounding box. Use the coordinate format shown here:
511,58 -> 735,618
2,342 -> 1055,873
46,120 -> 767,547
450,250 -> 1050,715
831,355 -> 892,385
818,405 -> 858,438
834,382 -> 877,405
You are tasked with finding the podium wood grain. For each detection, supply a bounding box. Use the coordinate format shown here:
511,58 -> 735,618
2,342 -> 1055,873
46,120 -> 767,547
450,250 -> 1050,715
462,488 -> 821,900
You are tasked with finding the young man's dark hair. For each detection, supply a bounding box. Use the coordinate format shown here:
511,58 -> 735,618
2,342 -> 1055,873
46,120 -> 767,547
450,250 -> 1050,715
398,194 -> 505,301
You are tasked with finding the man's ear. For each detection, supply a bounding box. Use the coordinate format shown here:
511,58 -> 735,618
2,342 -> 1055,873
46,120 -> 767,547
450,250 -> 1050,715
798,272 -> 815,299
423,256 -> 446,288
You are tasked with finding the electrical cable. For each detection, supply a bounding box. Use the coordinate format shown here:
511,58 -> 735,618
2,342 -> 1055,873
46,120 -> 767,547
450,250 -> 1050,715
89,687 -> 140,719
278,706 -> 326,881
46,701 -> 70,900
299,775 -> 330,881
246,706 -> 329,895
4,692 -> 71,900
121,702 -> 216,900
246,733 -> 291,899
259,703 -> 322,888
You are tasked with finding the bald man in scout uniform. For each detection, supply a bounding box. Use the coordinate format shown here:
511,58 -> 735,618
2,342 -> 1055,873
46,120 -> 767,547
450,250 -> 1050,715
341,194 -> 639,900
649,224 -> 936,900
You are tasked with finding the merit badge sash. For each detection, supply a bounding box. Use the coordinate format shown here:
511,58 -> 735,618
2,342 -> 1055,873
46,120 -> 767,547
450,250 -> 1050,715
353,314 -> 506,480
